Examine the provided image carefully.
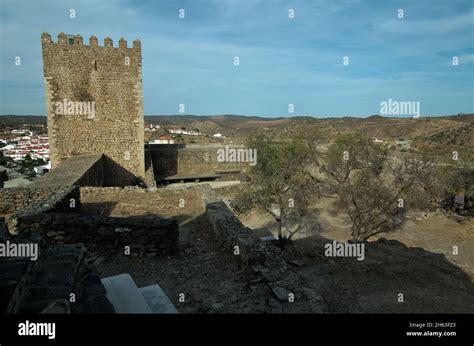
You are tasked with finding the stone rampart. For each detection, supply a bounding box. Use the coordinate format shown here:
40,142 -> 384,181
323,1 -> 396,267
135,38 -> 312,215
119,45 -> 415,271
149,144 -> 250,181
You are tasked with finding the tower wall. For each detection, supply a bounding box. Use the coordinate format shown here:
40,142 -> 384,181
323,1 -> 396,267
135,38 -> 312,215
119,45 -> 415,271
41,32 -> 145,186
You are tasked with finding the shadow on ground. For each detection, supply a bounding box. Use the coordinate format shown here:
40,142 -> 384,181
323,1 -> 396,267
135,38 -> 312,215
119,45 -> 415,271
286,233 -> 474,313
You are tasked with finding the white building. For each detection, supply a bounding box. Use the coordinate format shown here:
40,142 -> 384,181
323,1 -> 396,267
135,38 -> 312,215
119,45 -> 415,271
152,135 -> 175,144
169,128 -> 201,136
33,161 -> 51,174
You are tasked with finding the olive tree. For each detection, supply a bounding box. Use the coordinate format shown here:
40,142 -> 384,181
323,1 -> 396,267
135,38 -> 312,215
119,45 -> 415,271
322,133 -> 435,241
232,133 -> 317,247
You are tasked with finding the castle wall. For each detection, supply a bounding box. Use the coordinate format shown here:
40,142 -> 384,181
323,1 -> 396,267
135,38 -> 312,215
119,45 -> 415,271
9,213 -> 179,257
0,188 -> 52,215
41,32 -> 145,186
149,144 -> 249,180
3,185 -> 179,257
0,185 -> 81,216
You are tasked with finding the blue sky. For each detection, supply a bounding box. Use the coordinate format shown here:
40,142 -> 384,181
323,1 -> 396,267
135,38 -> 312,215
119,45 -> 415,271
0,0 -> 473,117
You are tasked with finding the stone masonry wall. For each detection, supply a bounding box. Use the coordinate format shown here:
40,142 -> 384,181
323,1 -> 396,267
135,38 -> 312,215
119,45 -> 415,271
150,144 -> 249,180
41,32 -> 145,186
199,187 -> 286,271
75,155 -> 105,187
3,185 -> 178,256
144,147 -> 155,187
0,188 -> 52,214
10,213 -> 178,256
5,185 -> 80,235
0,186 -> 80,216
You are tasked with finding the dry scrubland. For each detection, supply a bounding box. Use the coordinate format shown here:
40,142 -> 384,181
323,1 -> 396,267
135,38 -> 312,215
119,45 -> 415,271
146,113 -> 474,154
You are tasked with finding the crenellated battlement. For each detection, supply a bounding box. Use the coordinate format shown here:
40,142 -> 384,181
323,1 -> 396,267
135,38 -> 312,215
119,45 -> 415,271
41,32 -> 141,50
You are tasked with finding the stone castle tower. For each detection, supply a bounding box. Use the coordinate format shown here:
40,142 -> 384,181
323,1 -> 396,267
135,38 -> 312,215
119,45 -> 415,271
41,32 -> 145,186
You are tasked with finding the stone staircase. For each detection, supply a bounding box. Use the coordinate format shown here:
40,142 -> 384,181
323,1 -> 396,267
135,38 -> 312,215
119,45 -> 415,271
101,273 -> 178,314
2,241 -> 115,314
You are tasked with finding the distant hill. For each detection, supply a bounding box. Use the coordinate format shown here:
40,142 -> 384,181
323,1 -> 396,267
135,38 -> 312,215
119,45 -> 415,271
0,115 -> 47,125
145,114 -> 286,125
1,114 -> 473,144
2,113 -> 472,124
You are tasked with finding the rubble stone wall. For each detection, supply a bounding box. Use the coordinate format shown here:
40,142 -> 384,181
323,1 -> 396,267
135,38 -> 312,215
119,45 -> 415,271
149,144 -> 249,180
144,147 -> 156,187
199,187 -> 287,271
9,213 -> 178,256
0,186 -> 80,216
80,185 -> 197,200
0,188 -> 53,214
4,187 -> 179,258
4,186 -> 80,235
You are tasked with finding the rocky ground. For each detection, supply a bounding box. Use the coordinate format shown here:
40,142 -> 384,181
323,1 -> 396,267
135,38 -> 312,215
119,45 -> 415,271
282,237 -> 474,313
93,215 -> 283,313
90,187 -> 474,314
94,212 -> 326,314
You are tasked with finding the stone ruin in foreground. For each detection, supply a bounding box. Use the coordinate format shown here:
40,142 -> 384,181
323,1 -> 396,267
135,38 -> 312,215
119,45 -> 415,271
0,33 -> 323,314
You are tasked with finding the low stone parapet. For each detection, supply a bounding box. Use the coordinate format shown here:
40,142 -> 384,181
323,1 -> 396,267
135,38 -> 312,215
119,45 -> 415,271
0,186 -> 79,215
199,186 -> 325,313
200,186 -> 287,272
5,185 -> 80,235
